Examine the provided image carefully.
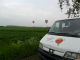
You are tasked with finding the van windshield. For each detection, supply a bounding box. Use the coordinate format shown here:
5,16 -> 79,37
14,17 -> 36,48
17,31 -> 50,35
49,18 -> 80,37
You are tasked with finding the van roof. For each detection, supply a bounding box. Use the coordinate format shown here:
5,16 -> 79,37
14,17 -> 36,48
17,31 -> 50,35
56,18 -> 80,22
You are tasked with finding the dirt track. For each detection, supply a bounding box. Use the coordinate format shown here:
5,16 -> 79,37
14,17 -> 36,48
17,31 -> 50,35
21,55 -> 41,60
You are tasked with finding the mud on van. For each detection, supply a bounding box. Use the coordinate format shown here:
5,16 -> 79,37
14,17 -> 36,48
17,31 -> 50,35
38,18 -> 80,60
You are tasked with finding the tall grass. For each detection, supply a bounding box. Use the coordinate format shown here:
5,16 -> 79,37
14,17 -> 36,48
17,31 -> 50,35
0,27 -> 48,60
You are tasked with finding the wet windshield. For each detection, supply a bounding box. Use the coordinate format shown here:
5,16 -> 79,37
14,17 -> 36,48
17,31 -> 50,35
49,18 -> 80,37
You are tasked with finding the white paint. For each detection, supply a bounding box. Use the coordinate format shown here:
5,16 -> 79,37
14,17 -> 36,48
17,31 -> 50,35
40,34 -> 80,57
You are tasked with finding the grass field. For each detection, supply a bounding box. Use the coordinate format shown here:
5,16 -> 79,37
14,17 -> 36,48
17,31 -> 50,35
0,27 -> 48,60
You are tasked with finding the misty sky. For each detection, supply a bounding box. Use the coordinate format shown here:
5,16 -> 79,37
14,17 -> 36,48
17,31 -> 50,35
0,0 -> 67,27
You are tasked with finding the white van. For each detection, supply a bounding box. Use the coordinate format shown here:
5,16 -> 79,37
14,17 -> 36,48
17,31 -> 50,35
38,18 -> 80,60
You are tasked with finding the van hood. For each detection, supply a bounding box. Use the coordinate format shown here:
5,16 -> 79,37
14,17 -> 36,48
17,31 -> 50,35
40,34 -> 80,53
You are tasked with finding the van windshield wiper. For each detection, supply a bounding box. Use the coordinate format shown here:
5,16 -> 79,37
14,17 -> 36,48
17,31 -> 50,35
48,32 -> 80,37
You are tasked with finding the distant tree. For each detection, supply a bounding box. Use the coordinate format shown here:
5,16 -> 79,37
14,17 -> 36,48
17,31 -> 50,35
59,0 -> 80,18
0,26 -> 4,27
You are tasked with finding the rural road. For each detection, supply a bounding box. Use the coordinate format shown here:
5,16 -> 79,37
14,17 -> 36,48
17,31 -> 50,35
21,55 -> 41,60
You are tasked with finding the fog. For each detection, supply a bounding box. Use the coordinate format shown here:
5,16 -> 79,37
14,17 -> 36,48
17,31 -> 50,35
0,0 -> 67,27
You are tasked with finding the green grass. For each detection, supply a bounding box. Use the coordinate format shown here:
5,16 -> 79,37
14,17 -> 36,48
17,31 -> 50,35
0,27 -> 48,60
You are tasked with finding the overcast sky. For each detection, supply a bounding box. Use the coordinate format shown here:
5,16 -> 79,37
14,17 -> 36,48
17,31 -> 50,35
0,0 -> 67,27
